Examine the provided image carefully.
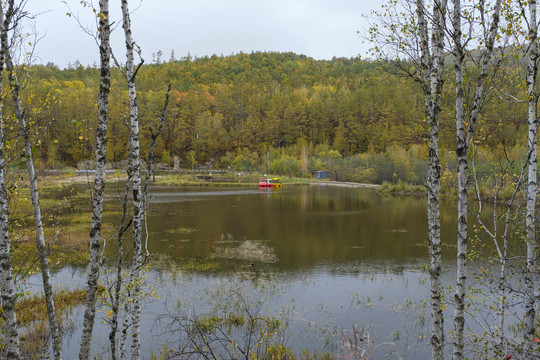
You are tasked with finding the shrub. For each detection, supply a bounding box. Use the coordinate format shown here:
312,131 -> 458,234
271,155 -> 300,177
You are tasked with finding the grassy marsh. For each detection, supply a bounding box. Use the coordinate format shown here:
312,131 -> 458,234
0,287 -> 104,359
8,183 -> 122,272
155,172 -> 312,187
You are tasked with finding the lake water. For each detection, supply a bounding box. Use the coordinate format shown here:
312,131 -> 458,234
132,185 -> 460,268
31,184 -> 517,359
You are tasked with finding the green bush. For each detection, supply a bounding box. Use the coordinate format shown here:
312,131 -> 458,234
231,148 -> 260,172
271,155 -> 300,177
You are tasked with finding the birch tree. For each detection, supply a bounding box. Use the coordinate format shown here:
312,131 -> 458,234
450,1 -> 503,358
0,127 -> 19,360
0,3 -> 19,357
523,0 -> 538,350
368,1 -> 447,357
109,84 -> 170,359
120,0 -> 145,358
422,4 -> 447,358
79,1 -> 111,359
0,102 -> 19,360
107,177 -> 131,360
0,1 -> 62,358
120,4 -> 171,357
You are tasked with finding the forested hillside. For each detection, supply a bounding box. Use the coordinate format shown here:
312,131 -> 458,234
24,51 -> 525,173
2,1 -> 539,359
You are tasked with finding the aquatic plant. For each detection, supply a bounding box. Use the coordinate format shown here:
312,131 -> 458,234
214,240 -> 278,263
154,278 -> 292,359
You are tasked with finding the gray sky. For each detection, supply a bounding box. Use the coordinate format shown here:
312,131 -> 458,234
26,0 -> 384,68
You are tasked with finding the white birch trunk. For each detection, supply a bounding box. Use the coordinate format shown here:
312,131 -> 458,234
452,2 -> 467,358
119,300 -> 131,360
497,205 -> 512,352
416,1 -> 446,358
430,3 -> 446,359
525,0 -> 538,348
108,177 -> 131,360
0,5 -> 19,359
452,1 -> 502,358
120,1 -> 144,358
0,2 -> 62,358
427,68 -> 444,360
0,128 -> 19,360
79,1 -> 111,359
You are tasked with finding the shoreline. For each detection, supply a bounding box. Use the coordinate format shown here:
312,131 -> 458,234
309,180 -> 380,189
39,171 -> 381,189
40,171 -> 381,190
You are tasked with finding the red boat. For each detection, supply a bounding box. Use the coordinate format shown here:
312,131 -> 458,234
259,178 -> 282,189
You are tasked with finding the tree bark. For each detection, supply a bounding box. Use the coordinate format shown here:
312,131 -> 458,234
0,129 -> 19,360
0,124 -> 20,360
0,7 -> 19,358
525,0 -> 538,349
120,1 -> 144,359
0,2 -> 62,358
79,1 -> 111,359
0,5 -> 19,359
452,2 -> 466,357
416,1 -> 447,358
452,1 -> 502,358
108,177 -> 131,360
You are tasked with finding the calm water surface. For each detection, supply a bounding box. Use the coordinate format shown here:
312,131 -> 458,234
139,185 -> 457,269
38,185 -> 472,359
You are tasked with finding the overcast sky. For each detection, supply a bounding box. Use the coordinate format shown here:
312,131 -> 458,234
25,0 -> 385,69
